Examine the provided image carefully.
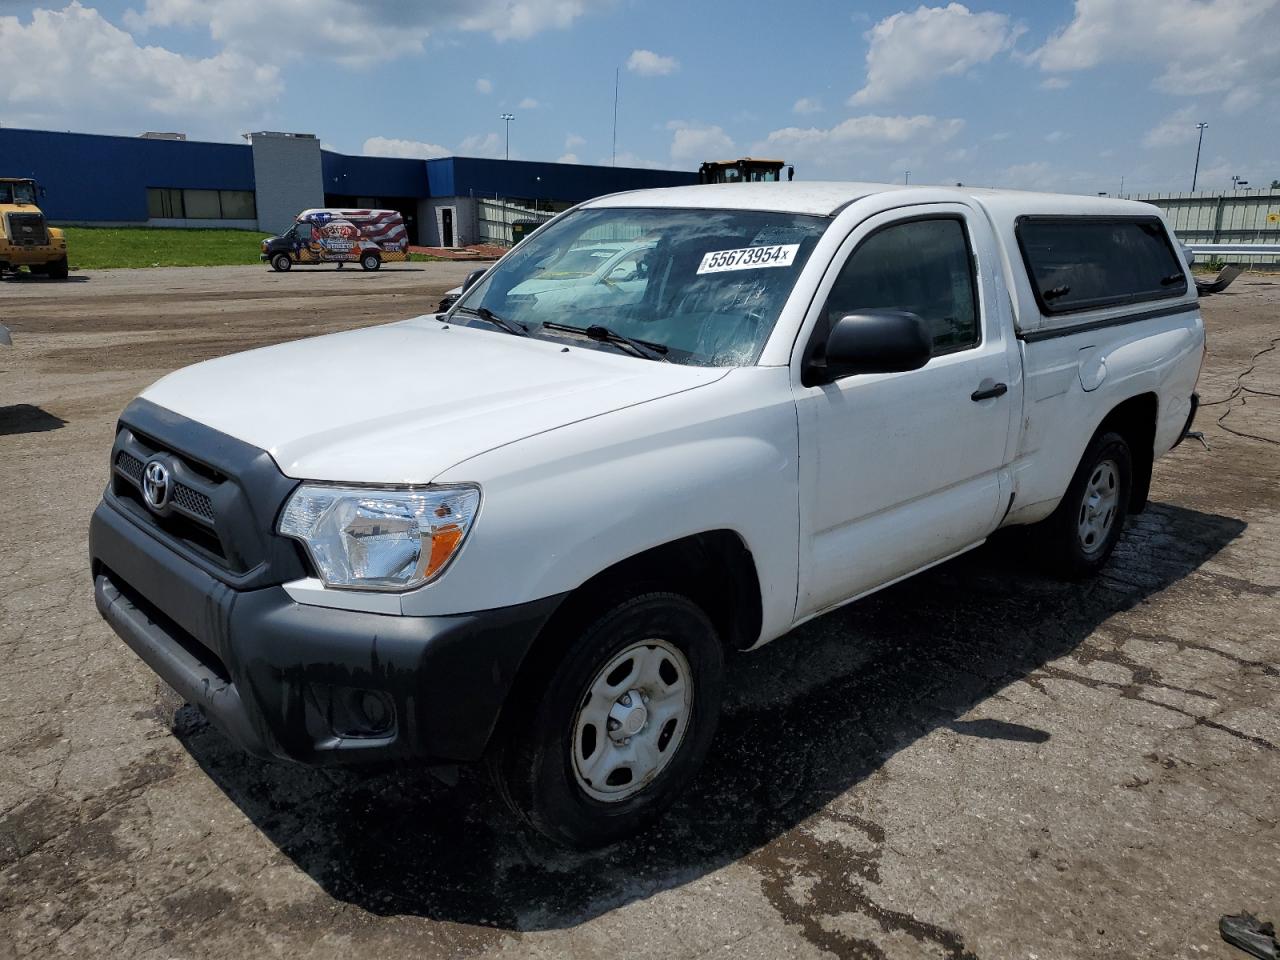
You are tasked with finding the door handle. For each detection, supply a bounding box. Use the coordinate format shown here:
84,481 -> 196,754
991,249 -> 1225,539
971,381 -> 1008,401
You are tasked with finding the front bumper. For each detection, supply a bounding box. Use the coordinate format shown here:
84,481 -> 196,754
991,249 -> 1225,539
0,244 -> 65,267
91,498 -> 564,765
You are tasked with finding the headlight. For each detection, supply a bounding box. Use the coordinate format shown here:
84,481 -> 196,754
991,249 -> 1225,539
278,484 -> 480,591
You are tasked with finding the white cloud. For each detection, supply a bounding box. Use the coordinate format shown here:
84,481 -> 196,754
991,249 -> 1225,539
565,133 -> 586,149
1044,129 -> 1068,142
606,150 -> 665,170
792,97 -> 822,115
125,0 -> 612,64
557,152 -> 579,164
0,2 -> 278,134
1039,76 -> 1070,90
1032,0 -> 1279,114
627,49 -> 679,76
476,77 -> 493,94
1222,86 -> 1261,113
763,114 -> 964,151
755,114 -> 964,178
666,121 -> 733,164
459,131 -> 504,157
1142,106 -> 1201,148
456,0 -> 610,41
996,161 -> 1057,191
851,3 -> 1023,104
361,136 -> 449,160
518,97 -> 539,109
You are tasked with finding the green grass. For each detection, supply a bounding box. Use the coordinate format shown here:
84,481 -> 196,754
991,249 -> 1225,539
57,226 -> 442,269
62,225 -> 268,270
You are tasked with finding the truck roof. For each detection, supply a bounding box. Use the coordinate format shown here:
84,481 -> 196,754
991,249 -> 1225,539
586,181 -> 1160,219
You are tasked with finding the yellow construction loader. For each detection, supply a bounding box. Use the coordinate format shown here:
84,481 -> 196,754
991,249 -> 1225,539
0,178 -> 68,279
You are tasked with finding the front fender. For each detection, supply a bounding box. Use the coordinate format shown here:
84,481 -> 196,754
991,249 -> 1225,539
417,367 -> 802,643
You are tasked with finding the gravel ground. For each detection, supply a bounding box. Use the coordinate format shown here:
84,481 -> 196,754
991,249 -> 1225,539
1,264 -> 1277,960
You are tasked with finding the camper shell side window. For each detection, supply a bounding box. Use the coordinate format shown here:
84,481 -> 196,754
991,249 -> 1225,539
1015,215 -> 1188,316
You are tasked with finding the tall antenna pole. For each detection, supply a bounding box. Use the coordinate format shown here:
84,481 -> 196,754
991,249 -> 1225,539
1191,122 -> 1207,191
501,113 -> 515,161
612,67 -> 619,167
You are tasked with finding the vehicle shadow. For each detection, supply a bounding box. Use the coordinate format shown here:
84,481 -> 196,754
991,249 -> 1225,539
0,404 -> 68,435
175,501 -> 1245,932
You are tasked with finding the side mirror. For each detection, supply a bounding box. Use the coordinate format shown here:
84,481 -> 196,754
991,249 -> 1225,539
461,268 -> 487,294
805,310 -> 931,386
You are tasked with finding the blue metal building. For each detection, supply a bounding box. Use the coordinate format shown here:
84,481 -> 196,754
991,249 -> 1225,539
0,126 -> 698,245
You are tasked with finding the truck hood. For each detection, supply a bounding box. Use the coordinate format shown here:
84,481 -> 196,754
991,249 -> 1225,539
140,316 -> 728,483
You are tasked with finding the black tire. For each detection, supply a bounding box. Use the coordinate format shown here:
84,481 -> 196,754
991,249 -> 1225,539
270,253 -> 292,272
47,257 -> 69,279
493,592 -> 724,849
1036,430 -> 1132,579
360,252 -> 381,271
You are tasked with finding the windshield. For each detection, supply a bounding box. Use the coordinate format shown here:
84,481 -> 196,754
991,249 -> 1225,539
452,207 -> 828,366
1,182 -> 38,204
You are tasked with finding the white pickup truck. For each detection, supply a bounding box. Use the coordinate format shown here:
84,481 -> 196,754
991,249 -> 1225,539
90,183 -> 1204,848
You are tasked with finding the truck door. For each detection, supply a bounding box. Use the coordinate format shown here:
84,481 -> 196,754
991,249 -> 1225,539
793,203 -> 1019,619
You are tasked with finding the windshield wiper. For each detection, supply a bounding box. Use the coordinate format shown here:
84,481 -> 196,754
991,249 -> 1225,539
541,321 -> 669,362
454,305 -> 528,337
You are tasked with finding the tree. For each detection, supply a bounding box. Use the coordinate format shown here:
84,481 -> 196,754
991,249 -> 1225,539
1272,179 -> 1280,190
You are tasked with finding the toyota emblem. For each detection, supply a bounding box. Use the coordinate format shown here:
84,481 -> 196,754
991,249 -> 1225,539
142,459 -> 171,511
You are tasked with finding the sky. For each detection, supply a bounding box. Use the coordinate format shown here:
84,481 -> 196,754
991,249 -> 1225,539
1,0 -> 1277,195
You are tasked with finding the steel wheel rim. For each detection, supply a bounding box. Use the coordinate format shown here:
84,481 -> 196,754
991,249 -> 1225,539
1077,457 -> 1120,556
570,638 -> 693,803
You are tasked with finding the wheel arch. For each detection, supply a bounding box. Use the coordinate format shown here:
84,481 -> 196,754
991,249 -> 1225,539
1096,392 -> 1158,512
490,529 -> 762,751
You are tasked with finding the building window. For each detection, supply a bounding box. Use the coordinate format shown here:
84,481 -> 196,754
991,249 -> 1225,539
147,187 -> 184,218
219,190 -> 256,219
146,188 -> 258,221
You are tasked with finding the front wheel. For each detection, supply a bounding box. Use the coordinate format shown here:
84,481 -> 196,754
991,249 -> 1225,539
47,257 -> 69,279
360,252 -> 381,271
494,592 -> 724,849
1036,430 -> 1132,579
270,253 -> 292,272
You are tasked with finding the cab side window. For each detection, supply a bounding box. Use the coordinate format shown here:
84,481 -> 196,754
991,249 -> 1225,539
825,218 -> 980,355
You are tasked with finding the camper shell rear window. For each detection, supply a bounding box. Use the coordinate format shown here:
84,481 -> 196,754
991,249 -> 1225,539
1015,216 -> 1187,315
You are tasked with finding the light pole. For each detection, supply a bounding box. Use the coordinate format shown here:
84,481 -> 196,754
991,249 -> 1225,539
1191,122 -> 1207,191
501,113 -> 515,161
1231,175 -> 1249,191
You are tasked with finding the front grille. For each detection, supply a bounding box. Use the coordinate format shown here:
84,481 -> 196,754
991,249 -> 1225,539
116,450 -> 144,483
106,399 -> 308,590
113,449 -> 216,524
172,482 -> 214,522
112,432 -> 233,568
6,213 -> 47,246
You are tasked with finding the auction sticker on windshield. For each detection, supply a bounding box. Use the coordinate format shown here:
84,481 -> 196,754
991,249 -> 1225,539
697,244 -> 800,274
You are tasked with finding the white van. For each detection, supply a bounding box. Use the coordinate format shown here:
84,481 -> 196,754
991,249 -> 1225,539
261,208 -> 409,272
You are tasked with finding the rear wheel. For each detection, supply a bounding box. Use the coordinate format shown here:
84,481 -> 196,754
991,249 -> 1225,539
360,252 -> 381,271
46,257 -> 69,279
1036,430 -> 1132,579
270,253 -> 292,272
494,592 -> 723,849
